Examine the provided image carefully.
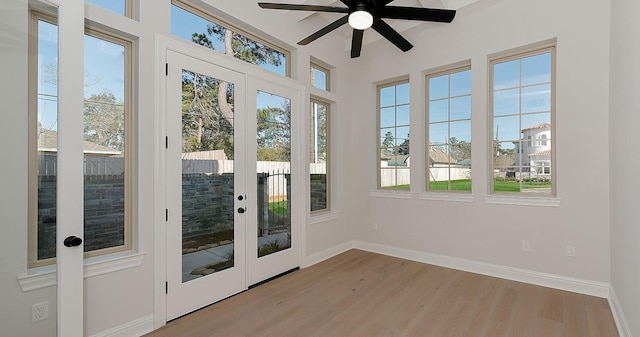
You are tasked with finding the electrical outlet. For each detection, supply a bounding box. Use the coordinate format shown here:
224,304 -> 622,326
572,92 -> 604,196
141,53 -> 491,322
31,302 -> 48,322
522,240 -> 530,252
373,222 -> 378,231
566,245 -> 576,257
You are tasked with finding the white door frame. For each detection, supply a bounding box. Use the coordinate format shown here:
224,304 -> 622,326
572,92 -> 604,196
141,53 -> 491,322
165,51 -> 248,320
154,36 -> 307,328
57,0 -> 85,336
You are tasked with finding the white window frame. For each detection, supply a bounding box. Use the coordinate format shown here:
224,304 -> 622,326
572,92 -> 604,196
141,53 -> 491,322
425,64 -> 472,194
310,98 -> 331,214
310,62 -> 330,92
377,79 -> 411,191
28,11 -> 135,268
486,41 -> 559,206
171,0 -> 291,77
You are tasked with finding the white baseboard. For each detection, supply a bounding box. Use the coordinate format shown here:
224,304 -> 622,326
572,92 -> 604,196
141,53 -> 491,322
353,241 -> 610,298
609,286 -> 633,337
89,314 -> 154,337
303,240 -> 355,268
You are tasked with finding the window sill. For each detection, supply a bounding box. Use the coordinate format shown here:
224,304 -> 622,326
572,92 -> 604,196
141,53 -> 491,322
418,192 -> 474,203
484,195 -> 561,207
309,211 -> 340,225
370,190 -> 413,199
17,251 -> 145,292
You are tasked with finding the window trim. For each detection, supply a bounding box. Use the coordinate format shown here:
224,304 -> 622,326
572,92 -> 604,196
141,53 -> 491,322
487,41 -> 557,197
171,0 -> 291,77
28,11 -> 135,268
425,63 -> 472,194
377,78 -> 410,191
85,0 -> 134,19
310,62 -> 330,92
309,98 -> 331,214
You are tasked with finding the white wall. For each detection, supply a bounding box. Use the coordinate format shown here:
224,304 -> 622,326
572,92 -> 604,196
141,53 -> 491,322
0,1 -> 355,335
4,0 -> 635,335
345,0 -> 612,283
0,1 -> 161,335
610,0 -> 640,334
0,1 -> 57,336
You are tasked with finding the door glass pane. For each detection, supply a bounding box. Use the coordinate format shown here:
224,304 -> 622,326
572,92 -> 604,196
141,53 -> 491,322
83,34 -> 127,254
256,91 -> 291,257
36,19 -> 59,261
181,70 -> 235,282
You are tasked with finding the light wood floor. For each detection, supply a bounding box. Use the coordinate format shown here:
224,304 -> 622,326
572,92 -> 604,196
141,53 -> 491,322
146,249 -> 619,337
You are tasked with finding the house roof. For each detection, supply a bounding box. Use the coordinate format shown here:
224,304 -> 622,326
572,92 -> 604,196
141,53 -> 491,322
529,149 -> 551,158
522,123 -> 551,132
38,128 -> 121,156
428,149 -> 456,164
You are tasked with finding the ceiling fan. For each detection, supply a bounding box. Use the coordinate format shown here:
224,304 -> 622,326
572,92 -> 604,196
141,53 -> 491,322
258,0 -> 456,58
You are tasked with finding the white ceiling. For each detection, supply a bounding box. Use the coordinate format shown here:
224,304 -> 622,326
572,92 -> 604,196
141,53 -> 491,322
262,0 -> 480,49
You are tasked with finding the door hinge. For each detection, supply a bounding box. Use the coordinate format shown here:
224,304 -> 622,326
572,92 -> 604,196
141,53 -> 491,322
165,282 -> 168,294
165,209 -> 168,221
165,136 -> 168,149
165,63 -> 168,76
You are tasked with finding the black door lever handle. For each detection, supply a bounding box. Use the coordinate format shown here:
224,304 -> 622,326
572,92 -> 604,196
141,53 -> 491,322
64,236 -> 83,247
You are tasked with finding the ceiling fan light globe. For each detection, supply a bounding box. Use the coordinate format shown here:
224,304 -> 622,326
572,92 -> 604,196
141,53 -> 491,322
348,10 -> 373,30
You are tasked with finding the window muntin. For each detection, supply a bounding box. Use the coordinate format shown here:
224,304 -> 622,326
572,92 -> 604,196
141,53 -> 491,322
170,1 -> 289,77
85,0 -> 130,17
490,48 -> 554,195
310,63 -> 329,91
29,14 -> 133,267
426,67 -> 472,192
378,81 -> 410,190
310,100 -> 329,212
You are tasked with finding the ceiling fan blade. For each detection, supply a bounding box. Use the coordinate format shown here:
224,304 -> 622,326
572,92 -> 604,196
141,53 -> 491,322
372,0 -> 395,10
298,15 -> 349,45
380,6 -> 456,23
258,3 -> 349,14
371,17 -> 413,52
351,29 -> 364,58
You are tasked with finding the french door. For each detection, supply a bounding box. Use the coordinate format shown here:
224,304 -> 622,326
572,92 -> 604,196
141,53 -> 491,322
165,50 -> 300,320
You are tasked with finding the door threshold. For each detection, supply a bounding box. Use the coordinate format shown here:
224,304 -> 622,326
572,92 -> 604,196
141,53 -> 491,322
249,267 -> 299,289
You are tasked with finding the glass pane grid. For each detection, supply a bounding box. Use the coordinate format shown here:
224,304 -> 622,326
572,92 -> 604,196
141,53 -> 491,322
427,68 -> 471,192
492,50 -> 553,194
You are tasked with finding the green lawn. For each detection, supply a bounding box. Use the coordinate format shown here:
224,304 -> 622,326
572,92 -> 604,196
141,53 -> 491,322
389,179 -> 551,192
269,200 -> 288,215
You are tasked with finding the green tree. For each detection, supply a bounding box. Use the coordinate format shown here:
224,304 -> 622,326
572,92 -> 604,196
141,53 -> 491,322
257,103 -> 291,161
180,22 -> 285,158
381,131 -> 394,157
449,137 -> 471,162
181,71 -> 234,158
83,90 -> 124,151
397,133 -> 410,156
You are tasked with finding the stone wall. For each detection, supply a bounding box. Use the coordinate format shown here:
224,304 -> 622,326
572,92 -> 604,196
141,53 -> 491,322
181,173 -> 234,238
37,175 -> 126,259
310,173 -> 327,212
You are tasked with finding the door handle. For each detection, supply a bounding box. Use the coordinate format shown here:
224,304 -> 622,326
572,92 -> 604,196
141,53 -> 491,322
237,207 -> 246,214
63,236 -> 83,247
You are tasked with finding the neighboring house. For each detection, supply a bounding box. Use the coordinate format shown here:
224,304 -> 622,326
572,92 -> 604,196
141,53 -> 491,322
37,128 -> 122,157
381,150 -> 457,168
37,128 -> 123,176
514,123 -> 551,175
427,148 -> 457,167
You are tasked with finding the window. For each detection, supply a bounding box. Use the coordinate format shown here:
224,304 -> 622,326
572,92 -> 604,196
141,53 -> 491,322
378,80 -> 410,190
490,46 -> 554,195
310,100 -> 330,212
170,1 -> 289,77
29,13 -> 133,267
86,0 -> 131,17
310,63 -> 329,91
426,66 -> 471,192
